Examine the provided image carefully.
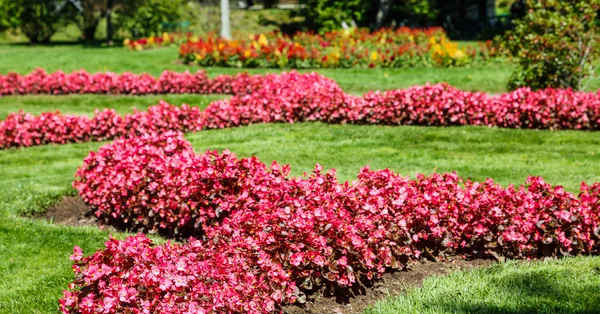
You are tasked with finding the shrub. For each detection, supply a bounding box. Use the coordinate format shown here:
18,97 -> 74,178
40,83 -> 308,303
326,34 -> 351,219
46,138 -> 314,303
0,0 -> 74,43
0,69 -> 263,96
117,0 -> 185,37
3,71 -> 600,149
61,133 -> 600,313
297,0 -> 435,32
297,0 -> 369,32
505,0 -> 600,90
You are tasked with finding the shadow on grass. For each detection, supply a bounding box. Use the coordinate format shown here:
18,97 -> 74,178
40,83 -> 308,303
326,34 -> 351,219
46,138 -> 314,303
427,270 -> 600,314
4,39 -> 124,48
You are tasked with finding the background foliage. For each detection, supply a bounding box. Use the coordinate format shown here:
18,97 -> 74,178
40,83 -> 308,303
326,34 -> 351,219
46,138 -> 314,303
504,0 -> 600,90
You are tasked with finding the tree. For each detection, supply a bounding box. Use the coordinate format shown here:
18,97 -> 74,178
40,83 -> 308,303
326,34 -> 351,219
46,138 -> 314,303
297,0 -> 370,32
106,0 -> 114,43
2,0 -> 74,43
297,0 -> 435,32
0,0 -> 21,33
74,0 -> 106,40
374,0 -> 392,29
116,0 -> 184,37
220,0 -> 231,39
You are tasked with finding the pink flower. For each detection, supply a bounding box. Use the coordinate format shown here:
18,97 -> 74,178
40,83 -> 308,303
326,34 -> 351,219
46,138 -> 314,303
70,246 -> 83,261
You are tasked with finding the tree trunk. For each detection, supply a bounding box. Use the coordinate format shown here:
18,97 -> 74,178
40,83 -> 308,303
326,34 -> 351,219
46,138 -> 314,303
82,23 -> 98,41
374,0 -> 393,29
262,0 -> 277,9
220,0 -> 231,40
106,0 -> 114,44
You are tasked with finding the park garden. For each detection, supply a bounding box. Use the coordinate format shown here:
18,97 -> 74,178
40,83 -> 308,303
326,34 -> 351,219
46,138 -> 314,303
0,0 -> 600,313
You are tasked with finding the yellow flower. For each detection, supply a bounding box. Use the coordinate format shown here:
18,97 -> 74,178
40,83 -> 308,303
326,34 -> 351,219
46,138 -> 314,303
148,36 -> 154,45
274,49 -> 281,57
258,34 -> 268,47
341,29 -> 350,39
451,49 -> 466,60
379,34 -> 387,45
195,53 -> 203,60
244,50 -> 252,58
429,37 -> 436,45
370,51 -> 378,62
218,43 -> 224,50
123,38 -> 131,46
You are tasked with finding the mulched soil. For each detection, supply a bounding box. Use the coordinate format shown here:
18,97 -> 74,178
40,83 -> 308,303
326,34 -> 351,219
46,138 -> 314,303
283,258 -> 493,314
42,195 -> 495,314
42,195 -> 114,231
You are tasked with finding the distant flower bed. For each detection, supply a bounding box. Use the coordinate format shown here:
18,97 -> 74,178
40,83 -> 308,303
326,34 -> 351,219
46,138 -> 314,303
179,27 -> 500,68
124,32 -> 191,51
60,132 -> 600,313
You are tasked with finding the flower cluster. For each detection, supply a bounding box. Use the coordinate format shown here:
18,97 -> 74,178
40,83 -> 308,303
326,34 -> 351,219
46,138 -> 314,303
3,71 -> 600,149
0,102 -> 203,148
0,69 -> 266,96
63,132 -> 600,313
124,32 -> 191,51
179,27 -> 493,68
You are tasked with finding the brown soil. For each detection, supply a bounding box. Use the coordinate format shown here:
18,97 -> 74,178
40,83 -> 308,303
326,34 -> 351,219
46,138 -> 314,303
42,195 -> 102,228
43,196 -> 495,314
283,258 -> 494,314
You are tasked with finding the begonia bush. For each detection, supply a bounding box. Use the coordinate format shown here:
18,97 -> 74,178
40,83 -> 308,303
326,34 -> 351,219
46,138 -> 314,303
3,71 -> 600,149
62,132 -> 600,313
0,68 -> 265,96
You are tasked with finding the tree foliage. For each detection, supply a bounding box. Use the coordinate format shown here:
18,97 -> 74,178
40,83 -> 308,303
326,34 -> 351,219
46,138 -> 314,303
116,0 -> 185,37
505,0 -> 600,90
0,0 -> 73,43
297,0 -> 434,32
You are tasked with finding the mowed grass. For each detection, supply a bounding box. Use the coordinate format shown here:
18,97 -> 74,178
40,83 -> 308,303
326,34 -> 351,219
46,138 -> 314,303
0,94 -> 225,119
365,257 -> 600,314
1,123 -> 600,313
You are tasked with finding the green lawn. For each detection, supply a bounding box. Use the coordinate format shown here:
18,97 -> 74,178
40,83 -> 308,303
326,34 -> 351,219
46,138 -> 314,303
366,257 -> 600,314
0,94 -> 225,119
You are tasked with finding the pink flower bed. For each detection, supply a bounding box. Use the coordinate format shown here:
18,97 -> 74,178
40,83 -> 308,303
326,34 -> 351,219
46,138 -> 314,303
62,132 -> 600,314
0,69 -> 265,96
2,71 -> 600,149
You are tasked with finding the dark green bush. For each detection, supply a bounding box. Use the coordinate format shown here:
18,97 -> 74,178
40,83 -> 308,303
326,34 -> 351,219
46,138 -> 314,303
117,0 -> 185,37
297,0 -> 368,32
297,0 -> 434,33
505,0 -> 600,90
0,0 -> 73,43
